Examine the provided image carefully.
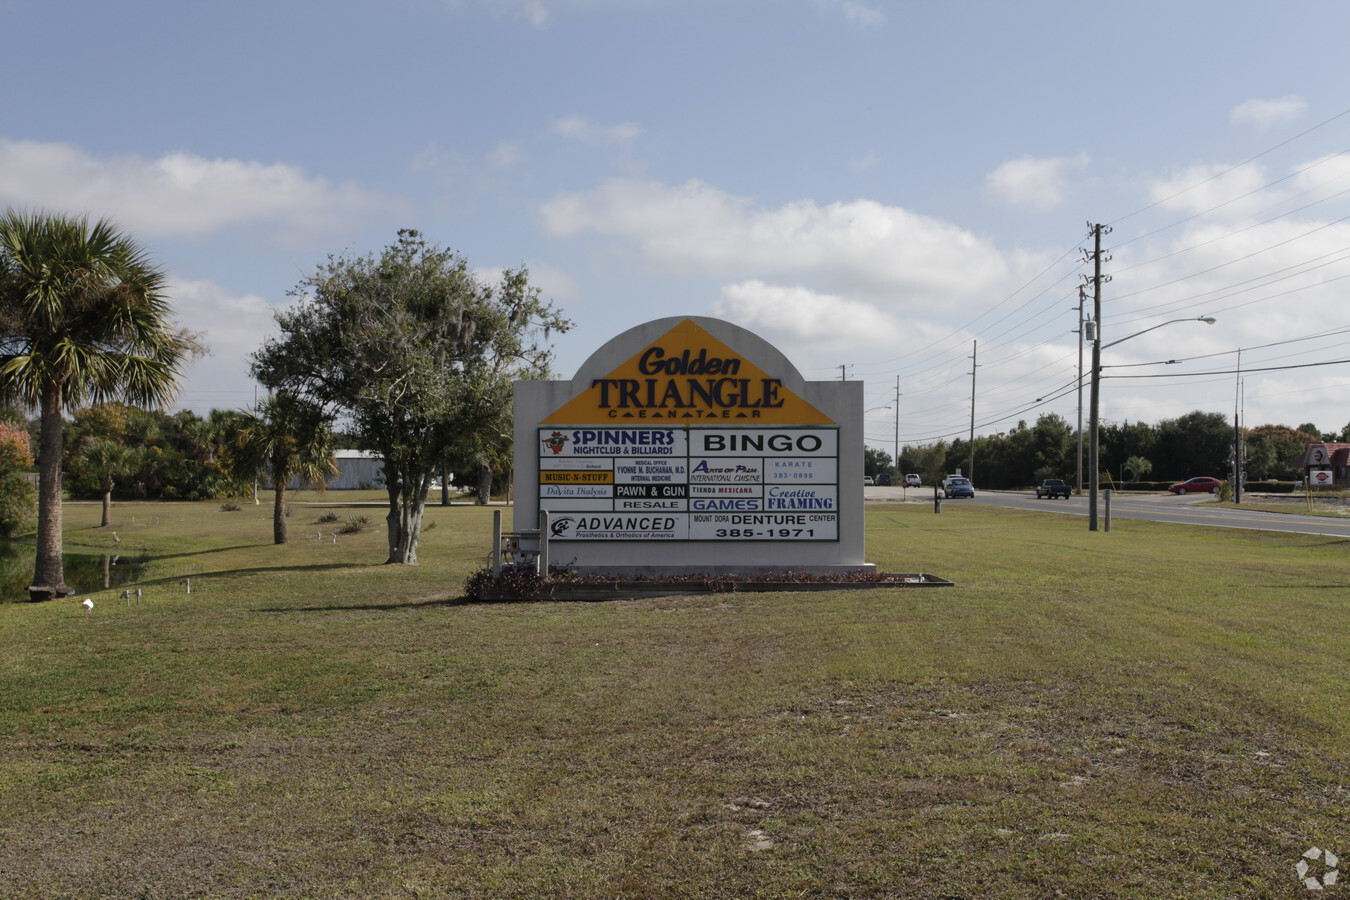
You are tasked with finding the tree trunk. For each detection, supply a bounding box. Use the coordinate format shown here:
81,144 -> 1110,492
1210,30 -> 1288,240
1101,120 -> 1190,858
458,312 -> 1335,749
385,481 -> 401,563
101,476 -> 113,527
273,483 -> 288,544
440,460 -> 450,506
384,471 -> 424,565
392,496 -> 423,565
476,458 -> 491,505
32,379 -> 70,598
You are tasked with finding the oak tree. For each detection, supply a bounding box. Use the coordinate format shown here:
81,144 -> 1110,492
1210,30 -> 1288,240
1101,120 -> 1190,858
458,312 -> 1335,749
252,231 -> 568,563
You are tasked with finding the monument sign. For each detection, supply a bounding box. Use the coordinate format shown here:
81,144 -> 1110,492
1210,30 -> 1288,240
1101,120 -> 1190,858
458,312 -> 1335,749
513,317 -> 871,576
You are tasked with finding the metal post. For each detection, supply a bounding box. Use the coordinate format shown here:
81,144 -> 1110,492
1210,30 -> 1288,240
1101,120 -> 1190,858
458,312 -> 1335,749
538,509 -> 550,576
934,483 -> 941,514
492,509 -> 503,577
1104,489 -> 1112,532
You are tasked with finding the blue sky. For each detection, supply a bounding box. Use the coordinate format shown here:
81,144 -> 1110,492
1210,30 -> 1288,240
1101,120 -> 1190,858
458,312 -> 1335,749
4,0 -> 1350,455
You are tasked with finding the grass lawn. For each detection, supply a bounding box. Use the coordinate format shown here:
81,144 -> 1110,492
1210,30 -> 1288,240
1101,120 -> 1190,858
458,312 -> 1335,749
1,497 -> 1347,898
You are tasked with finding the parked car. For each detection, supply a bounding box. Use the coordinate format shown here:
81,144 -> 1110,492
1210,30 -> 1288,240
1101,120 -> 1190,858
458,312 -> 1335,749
941,475 -> 975,499
877,473 -> 892,486
904,473 -> 922,488
863,475 -> 875,486
1168,476 -> 1222,495
1036,479 -> 1071,499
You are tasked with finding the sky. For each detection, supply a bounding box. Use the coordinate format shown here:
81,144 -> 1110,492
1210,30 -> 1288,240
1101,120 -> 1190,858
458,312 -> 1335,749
4,0 -> 1350,459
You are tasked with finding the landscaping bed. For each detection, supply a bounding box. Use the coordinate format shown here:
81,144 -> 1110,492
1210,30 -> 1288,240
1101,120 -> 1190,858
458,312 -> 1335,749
466,569 -> 954,601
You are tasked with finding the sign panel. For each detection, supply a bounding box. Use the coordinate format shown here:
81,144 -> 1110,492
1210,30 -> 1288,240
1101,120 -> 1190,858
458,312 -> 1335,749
688,512 -> 838,541
547,513 -> 686,541
539,426 -> 837,541
516,315 -> 871,574
542,319 -> 834,425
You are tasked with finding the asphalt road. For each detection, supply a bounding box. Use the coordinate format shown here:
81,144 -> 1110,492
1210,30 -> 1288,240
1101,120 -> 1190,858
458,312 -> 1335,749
865,486 -> 1350,538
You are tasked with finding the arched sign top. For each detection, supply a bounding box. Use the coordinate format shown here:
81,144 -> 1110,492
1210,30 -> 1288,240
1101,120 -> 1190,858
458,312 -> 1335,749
544,317 -> 833,425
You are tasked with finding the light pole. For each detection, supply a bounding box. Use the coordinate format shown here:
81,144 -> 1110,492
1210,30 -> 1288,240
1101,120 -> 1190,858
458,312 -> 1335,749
1089,315 -> 1216,531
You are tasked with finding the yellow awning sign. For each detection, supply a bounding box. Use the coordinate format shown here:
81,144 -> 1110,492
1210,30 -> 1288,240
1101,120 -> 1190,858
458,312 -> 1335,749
542,318 -> 834,425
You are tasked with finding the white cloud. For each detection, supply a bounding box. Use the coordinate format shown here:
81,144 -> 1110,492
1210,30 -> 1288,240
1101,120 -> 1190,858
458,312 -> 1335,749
1231,95 -> 1308,129
520,0 -> 549,25
817,0 -> 884,26
487,140 -> 526,169
539,177 -> 1009,305
551,116 -> 641,147
986,153 -> 1088,211
167,278 -> 279,413
447,0 -> 663,27
849,150 -> 880,173
713,280 -> 899,355
523,260 -> 584,304
0,138 -> 401,240
445,0 -> 550,26
1145,161 -> 1273,217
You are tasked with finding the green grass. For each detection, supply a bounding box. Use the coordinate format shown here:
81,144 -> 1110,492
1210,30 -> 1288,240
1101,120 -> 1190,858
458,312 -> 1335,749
1,498 -> 1347,898
1208,496 -> 1350,518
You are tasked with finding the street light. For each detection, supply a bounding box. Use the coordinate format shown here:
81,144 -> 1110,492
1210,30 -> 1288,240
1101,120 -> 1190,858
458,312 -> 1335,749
1088,316 -> 1216,531
1101,316 -> 1215,350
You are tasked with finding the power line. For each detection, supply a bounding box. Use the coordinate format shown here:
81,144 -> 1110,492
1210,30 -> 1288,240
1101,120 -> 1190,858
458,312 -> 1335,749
1107,104 -> 1350,232
1105,357 -> 1350,379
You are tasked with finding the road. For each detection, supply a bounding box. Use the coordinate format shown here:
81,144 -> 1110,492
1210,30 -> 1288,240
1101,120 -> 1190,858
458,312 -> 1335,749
865,486 -> 1350,538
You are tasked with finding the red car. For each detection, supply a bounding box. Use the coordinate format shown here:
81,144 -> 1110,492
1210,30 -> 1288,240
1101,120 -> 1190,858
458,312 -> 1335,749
1168,476 -> 1222,495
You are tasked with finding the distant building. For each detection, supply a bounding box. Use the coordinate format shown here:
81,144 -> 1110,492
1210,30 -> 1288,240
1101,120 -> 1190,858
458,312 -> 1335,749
277,449 -> 384,490
1294,442 -> 1350,488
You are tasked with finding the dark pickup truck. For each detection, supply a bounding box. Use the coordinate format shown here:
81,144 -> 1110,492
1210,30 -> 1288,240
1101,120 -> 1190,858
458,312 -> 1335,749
1036,479 -> 1072,499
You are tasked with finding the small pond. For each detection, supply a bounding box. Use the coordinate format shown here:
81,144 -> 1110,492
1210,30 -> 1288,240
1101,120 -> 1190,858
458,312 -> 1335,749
0,543 -> 151,602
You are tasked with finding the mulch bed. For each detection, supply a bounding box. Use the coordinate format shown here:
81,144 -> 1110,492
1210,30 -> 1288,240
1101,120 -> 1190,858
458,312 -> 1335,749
468,571 -> 953,602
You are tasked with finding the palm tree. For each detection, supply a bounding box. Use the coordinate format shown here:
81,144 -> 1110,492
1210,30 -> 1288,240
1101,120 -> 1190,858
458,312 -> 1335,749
78,439 -> 140,528
1123,455 -> 1153,483
232,392 -> 338,544
0,210 -> 190,600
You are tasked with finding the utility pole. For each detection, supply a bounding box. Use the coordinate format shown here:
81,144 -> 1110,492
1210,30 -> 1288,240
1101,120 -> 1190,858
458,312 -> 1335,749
1234,348 -> 1243,503
839,364 -> 847,381
1076,285 -> 1086,495
968,340 -> 977,479
894,376 -> 901,483
1085,222 -> 1112,532
252,383 -> 260,505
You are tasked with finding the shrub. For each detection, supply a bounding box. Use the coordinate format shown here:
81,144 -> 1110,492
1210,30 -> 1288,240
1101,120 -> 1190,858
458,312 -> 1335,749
0,472 -> 36,538
0,424 -> 35,537
317,511 -> 340,524
220,500 -> 241,511
339,515 -> 369,534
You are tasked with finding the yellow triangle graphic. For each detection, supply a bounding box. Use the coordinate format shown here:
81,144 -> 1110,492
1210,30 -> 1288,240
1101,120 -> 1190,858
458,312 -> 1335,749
543,319 -> 834,425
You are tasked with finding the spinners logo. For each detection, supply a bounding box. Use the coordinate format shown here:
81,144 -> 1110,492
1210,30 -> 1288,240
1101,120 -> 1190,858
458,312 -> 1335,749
1295,847 -> 1339,890
542,431 -> 570,454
